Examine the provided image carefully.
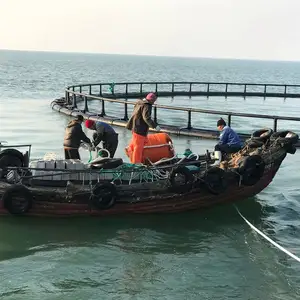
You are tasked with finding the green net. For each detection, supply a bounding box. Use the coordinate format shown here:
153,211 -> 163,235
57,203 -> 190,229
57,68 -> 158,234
86,148 -> 197,183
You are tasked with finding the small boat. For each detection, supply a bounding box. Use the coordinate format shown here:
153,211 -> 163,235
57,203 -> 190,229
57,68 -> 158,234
0,129 -> 298,217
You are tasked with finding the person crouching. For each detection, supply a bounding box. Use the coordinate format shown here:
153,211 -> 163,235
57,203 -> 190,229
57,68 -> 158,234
85,120 -> 119,158
213,118 -> 243,165
63,115 -> 92,160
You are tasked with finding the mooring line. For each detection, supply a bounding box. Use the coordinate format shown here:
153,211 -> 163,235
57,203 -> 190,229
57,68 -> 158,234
233,204 -> 300,263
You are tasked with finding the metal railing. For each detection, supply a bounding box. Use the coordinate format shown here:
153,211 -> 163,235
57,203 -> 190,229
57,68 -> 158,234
65,81 -> 300,101
60,88 -> 300,133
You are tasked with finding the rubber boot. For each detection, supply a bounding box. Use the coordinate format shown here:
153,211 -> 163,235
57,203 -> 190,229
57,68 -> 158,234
212,151 -> 222,166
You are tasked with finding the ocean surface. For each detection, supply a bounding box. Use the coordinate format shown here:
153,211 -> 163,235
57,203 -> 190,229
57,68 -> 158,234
0,49 -> 300,300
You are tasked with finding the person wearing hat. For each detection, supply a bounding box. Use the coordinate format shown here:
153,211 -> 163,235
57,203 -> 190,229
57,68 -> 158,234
85,120 -> 119,158
213,118 -> 243,165
63,115 -> 92,159
126,92 -> 161,164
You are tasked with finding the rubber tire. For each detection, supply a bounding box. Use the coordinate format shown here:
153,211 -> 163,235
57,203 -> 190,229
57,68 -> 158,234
203,167 -> 228,195
0,149 -> 24,162
169,166 -> 193,194
90,158 -> 123,170
90,157 -> 112,165
251,128 -> 273,142
285,144 -> 297,155
245,138 -> 264,148
90,182 -> 117,210
2,184 -> 32,215
270,131 -> 299,145
238,155 -> 265,186
0,155 -> 23,178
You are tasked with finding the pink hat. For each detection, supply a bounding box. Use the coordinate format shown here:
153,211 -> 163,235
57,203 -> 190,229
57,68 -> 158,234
145,93 -> 157,102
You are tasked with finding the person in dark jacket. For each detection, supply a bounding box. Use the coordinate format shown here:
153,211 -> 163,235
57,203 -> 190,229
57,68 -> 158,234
63,115 -> 92,159
213,118 -> 243,165
85,120 -> 119,158
126,93 -> 161,163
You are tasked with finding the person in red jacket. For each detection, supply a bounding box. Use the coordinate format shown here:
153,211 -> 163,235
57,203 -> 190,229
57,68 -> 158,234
126,93 -> 161,164
85,119 -> 119,158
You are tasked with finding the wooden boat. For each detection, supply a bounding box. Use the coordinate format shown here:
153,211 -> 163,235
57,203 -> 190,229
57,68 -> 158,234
0,128 -> 298,217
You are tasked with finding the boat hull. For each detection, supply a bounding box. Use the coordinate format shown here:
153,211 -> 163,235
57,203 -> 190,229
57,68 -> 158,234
0,154 -> 283,217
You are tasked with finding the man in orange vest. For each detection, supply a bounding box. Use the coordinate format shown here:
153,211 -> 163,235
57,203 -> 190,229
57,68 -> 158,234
126,93 -> 161,164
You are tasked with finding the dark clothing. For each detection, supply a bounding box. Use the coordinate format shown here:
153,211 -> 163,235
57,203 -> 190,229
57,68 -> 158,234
126,99 -> 157,136
92,121 -> 118,146
92,131 -> 118,158
64,148 -> 81,160
63,120 -> 91,149
215,143 -> 241,154
91,121 -> 119,158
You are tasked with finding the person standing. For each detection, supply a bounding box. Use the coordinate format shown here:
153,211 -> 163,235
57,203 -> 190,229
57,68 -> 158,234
63,115 -> 92,159
126,93 -> 161,164
85,119 -> 119,158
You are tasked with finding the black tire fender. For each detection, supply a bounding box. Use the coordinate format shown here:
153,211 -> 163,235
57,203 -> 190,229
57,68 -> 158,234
285,144 -> 297,155
238,155 -> 265,186
0,152 -> 23,178
245,139 -> 264,148
203,167 -> 228,195
251,128 -> 273,142
0,149 -> 24,162
90,182 -> 117,210
270,131 -> 299,146
90,158 -> 123,170
2,184 -> 32,215
169,166 -> 193,193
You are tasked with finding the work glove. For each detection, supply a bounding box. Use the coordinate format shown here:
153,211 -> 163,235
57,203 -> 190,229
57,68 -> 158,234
155,125 -> 161,131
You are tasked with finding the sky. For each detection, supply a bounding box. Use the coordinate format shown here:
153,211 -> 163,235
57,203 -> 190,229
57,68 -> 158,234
0,0 -> 299,61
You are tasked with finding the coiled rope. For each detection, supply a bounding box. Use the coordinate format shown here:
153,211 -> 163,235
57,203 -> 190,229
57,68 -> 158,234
234,204 -> 300,263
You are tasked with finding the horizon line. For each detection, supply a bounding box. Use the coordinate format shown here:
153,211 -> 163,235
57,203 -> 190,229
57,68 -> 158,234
1,47 -> 300,64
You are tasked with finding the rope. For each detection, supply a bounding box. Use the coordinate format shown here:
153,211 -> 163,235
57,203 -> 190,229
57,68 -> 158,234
234,204 -> 300,263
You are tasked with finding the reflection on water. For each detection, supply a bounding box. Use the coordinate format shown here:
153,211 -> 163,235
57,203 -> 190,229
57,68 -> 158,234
0,198 -> 299,300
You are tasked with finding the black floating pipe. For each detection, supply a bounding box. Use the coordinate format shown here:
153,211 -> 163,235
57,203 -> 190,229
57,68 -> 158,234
207,84 -> 210,99
65,91 -> 70,104
124,98 -> 128,121
73,94 -> 77,108
187,110 -> 192,129
284,85 -> 287,99
273,118 -> 278,132
228,114 -> 232,127
84,96 -> 89,112
189,83 -> 192,98
101,99 -> 106,116
153,106 -> 157,123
